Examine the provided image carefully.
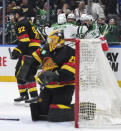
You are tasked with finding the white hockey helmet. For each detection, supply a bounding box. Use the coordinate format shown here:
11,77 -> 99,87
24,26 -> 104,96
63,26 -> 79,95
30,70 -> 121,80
87,15 -> 95,22
67,13 -> 75,19
57,13 -> 67,24
80,14 -> 94,21
80,14 -> 88,21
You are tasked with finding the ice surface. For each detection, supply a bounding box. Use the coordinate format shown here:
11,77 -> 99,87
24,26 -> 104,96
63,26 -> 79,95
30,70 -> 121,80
0,82 -> 121,131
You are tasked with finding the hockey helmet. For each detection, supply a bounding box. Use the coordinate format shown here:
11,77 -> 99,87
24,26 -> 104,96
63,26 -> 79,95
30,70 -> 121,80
57,13 -> 67,24
87,15 -> 95,22
67,13 -> 75,19
11,6 -> 24,17
48,30 -> 65,52
80,14 -> 94,22
80,14 -> 88,21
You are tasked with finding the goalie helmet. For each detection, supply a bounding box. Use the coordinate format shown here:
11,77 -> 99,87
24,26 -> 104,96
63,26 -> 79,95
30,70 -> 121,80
57,13 -> 67,24
48,30 -> 65,52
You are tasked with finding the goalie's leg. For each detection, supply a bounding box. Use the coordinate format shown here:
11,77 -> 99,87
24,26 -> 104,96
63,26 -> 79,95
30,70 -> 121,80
30,88 -> 51,121
30,86 -> 75,122
48,85 -> 75,122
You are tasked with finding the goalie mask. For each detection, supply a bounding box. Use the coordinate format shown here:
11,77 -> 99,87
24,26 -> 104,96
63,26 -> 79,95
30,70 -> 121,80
48,30 -> 65,52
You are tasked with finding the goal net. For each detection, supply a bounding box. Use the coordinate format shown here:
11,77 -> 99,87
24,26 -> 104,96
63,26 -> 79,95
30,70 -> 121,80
73,39 -> 121,128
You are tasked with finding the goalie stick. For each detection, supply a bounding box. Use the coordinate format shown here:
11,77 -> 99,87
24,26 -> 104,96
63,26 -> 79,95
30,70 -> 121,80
0,118 -> 20,121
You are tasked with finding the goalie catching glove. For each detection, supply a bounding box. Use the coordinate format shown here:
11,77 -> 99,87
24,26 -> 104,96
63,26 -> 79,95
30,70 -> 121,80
38,71 -> 59,86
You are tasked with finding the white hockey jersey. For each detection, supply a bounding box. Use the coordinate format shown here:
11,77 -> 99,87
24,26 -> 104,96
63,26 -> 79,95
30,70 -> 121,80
78,23 -> 100,39
43,22 -> 79,48
78,23 -> 108,51
44,22 -> 78,39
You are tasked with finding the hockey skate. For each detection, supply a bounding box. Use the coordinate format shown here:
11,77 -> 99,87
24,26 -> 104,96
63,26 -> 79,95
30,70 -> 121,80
25,96 -> 39,104
14,95 -> 29,106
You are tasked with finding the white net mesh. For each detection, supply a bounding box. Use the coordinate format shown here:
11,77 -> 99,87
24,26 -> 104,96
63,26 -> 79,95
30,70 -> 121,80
77,39 -> 121,127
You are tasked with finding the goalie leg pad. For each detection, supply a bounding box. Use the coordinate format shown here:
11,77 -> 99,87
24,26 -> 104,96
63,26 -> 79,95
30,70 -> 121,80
30,103 -> 40,121
30,103 -> 48,121
48,104 -> 74,122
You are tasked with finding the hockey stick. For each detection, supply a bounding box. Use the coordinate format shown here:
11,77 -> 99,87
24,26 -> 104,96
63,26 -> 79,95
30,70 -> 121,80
0,118 -> 20,121
37,28 -> 46,42
8,47 -> 12,59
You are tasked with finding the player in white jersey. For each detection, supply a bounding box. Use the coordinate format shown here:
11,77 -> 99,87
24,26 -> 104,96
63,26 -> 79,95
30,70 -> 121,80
43,14 -> 78,37
43,13 -> 79,48
78,14 -> 100,39
78,14 -> 108,51
67,13 -> 76,25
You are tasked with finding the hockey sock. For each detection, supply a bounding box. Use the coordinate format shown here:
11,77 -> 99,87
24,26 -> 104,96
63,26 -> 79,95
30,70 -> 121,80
27,82 -> 38,97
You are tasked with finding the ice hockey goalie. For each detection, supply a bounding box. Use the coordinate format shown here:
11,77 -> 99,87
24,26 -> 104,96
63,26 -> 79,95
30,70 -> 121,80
30,30 -> 75,122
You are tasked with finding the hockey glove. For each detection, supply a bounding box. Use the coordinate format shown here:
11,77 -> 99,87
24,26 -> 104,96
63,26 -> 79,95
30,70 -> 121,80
85,23 -> 93,31
38,71 -> 59,86
9,48 -> 21,60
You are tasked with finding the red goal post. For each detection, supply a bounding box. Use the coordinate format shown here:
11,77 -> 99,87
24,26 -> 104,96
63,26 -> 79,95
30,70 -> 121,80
64,38 -> 80,128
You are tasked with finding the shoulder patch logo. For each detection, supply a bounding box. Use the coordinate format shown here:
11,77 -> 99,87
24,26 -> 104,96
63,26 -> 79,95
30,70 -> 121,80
41,50 -> 46,55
